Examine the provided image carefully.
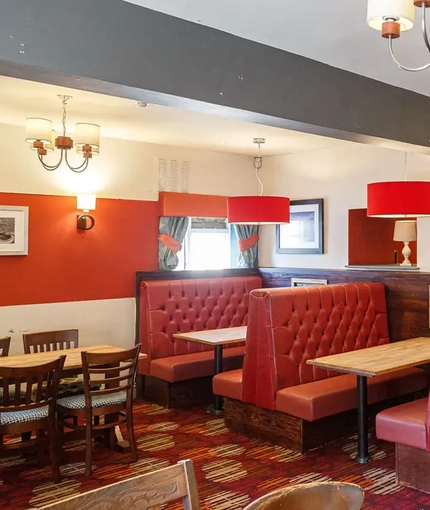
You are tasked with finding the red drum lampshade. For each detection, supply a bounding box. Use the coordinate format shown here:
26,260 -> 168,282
367,181 -> 430,217
227,196 -> 290,224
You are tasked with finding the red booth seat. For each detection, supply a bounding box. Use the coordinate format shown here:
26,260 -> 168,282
375,396 -> 430,493
137,275 -> 262,407
376,398 -> 428,450
213,283 -> 427,451
214,367 -> 425,422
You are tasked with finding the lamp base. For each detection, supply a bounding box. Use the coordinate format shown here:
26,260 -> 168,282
400,242 -> 412,266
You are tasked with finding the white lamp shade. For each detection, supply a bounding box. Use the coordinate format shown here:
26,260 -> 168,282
30,129 -> 56,152
25,118 -> 53,144
393,220 -> 417,242
77,194 -> 97,211
75,123 -> 100,148
367,0 -> 415,31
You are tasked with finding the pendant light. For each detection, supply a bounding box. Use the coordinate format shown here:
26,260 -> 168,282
367,152 -> 430,217
227,138 -> 290,224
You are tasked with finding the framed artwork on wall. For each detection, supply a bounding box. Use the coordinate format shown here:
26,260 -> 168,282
276,198 -> 324,254
0,206 -> 29,256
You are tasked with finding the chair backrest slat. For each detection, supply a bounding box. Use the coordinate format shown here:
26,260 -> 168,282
0,356 -> 65,411
81,346 -> 140,400
37,459 -> 200,509
0,337 -> 11,357
23,330 -> 78,354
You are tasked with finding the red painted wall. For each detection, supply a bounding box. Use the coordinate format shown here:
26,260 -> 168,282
348,208 -> 417,265
0,193 -> 159,306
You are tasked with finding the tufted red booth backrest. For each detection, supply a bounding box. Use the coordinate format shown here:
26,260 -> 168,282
138,276 -> 263,374
242,283 -> 389,410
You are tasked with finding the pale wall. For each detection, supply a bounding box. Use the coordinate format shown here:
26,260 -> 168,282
1,122 -> 256,352
258,143 -> 430,271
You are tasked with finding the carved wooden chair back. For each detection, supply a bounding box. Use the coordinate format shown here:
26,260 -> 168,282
0,336 -> 11,357
37,459 -> 201,509
23,329 -> 79,354
243,482 -> 365,510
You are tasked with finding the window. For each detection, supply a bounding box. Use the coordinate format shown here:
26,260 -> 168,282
176,218 -> 237,270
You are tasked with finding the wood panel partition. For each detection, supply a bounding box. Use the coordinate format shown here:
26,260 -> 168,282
259,267 -> 430,343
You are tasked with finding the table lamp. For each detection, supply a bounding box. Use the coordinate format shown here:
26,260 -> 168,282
393,220 -> 417,266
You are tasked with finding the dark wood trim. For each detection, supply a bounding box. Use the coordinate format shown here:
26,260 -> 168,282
139,374 -> 214,408
224,394 -> 417,453
396,443 -> 430,494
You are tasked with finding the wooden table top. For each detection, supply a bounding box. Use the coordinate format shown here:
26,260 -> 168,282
173,326 -> 247,346
0,345 -> 147,370
307,337 -> 430,377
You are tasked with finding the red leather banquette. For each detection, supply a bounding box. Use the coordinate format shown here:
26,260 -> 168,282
138,276 -> 262,406
214,283 -> 427,451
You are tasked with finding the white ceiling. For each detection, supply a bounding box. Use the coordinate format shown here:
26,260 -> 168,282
0,75 -> 346,156
124,0 -> 430,97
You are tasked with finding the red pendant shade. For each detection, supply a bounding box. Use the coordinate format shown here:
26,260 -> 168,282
227,196 -> 290,224
367,181 -> 430,217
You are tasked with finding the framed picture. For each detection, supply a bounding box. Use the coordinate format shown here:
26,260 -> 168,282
276,198 -> 324,254
0,206 -> 29,256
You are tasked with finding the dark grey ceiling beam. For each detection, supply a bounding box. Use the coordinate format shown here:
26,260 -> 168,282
1,0 -> 429,151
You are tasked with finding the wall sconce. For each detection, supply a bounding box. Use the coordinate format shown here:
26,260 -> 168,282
77,194 -> 96,231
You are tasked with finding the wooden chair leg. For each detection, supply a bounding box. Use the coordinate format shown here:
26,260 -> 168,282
109,425 -> 116,451
127,409 -> 138,463
85,416 -> 92,477
37,429 -> 44,466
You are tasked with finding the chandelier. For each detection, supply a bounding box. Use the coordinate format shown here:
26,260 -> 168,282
25,95 -> 100,173
367,1 -> 430,72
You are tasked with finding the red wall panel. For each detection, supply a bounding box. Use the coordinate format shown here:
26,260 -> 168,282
0,193 -> 159,306
348,208 -> 417,265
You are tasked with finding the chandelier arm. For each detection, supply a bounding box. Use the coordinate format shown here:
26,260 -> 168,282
388,36 -> 430,72
38,150 -> 64,171
64,150 -> 89,173
421,4 -> 430,53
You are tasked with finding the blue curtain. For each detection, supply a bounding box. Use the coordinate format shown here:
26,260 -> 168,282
158,216 -> 190,270
234,225 -> 259,268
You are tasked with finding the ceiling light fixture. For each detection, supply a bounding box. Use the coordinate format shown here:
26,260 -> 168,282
227,138 -> 290,225
25,95 -> 100,173
367,0 -> 430,72
367,152 -> 430,217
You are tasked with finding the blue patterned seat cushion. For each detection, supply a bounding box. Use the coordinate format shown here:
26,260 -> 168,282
0,405 -> 48,425
57,391 -> 127,410
0,386 -> 28,401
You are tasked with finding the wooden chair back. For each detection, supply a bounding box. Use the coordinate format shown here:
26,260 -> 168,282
0,337 -> 11,357
0,355 -> 66,418
243,482 -> 365,510
23,329 -> 79,354
37,459 -> 201,509
81,344 -> 140,404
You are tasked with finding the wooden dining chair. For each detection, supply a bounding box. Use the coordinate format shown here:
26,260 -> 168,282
22,329 -> 79,353
37,459 -> 200,509
0,336 -> 11,357
243,482 -> 365,510
0,355 -> 66,483
57,345 -> 140,476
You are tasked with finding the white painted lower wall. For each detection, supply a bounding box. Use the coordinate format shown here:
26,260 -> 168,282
0,298 -> 136,355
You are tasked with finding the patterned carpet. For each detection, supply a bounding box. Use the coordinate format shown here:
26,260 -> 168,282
1,401 -> 430,509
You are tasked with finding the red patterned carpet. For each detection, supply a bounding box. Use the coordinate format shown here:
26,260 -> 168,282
1,401 -> 430,509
